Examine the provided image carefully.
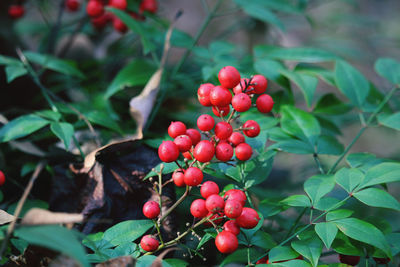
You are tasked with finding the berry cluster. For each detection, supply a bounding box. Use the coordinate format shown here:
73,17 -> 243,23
140,66 -> 274,255
7,1 -> 25,20
84,0 -> 157,32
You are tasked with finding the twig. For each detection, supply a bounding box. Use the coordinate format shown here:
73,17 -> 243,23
159,186 -> 191,223
58,15 -> 89,58
313,153 -> 325,174
0,161 -> 46,258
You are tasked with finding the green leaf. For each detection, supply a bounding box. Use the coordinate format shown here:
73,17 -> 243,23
360,162 -> 400,188
259,198 -> 286,217
386,233 -> 400,256
316,135 -> 344,155
281,195 -> 311,207
269,246 -> 300,263
347,153 -> 379,169
335,60 -> 370,108
196,233 -> 213,251
35,110 -> 62,121
85,111 -> 122,134
378,112 -> 400,131
107,8 -> 155,54
7,199 -> 48,217
50,122 -> 74,149
254,45 -> 338,62
280,105 -> 321,146
304,175 -> 335,205
170,29 -> 194,48
280,70 -> 318,107
243,150 -> 275,187
220,248 -> 263,266
326,209 -> 354,221
314,197 -> 342,211
353,188 -> 400,211
268,260 -> 312,267
335,168 -> 363,193
105,59 -> 156,98
291,238 -> 323,267
334,218 -> 391,257
24,51 -> 84,79
250,231 -> 276,250
164,258 -> 189,267
0,55 -> 22,66
295,64 -> 335,86
14,225 -> 89,267
313,93 -> 352,115
102,220 -> 153,247
254,58 -> 285,83
5,65 -> 27,83
331,231 -> 362,256
374,58 -> 400,85
144,161 -> 183,180
269,140 -> 314,154
315,222 -> 338,249
0,115 -> 50,142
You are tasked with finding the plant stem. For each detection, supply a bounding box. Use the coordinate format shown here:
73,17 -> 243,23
159,185 -> 190,223
313,153 -> 325,174
154,219 -> 164,245
282,207 -> 307,240
327,86 -> 398,174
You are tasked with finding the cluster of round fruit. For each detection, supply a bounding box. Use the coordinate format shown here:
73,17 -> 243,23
7,1 -> 25,19
83,0 -> 157,32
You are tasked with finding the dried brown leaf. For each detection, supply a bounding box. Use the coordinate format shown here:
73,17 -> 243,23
21,208 -> 83,225
0,209 -> 15,225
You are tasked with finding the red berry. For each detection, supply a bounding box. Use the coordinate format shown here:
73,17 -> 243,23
140,235 -> 159,252
256,256 -> 269,264
182,151 -> 193,160
139,0 -> 158,14
236,207 -> 260,229
142,200 -> 160,219
197,83 -> 214,107
210,86 -> 232,107
197,114 -> 214,132
243,120 -> 260,137
109,0 -> 127,10
168,121 -> 187,138
66,0 -> 80,12
224,199 -> 243,218
339,254 -> 360,266
218,66 -> 241,89
373,257 -> 390,264
113,17 -> 127,33
235,143 -> 252,161
0,171 -> 5,186
183,167 -> 203,186
87,0 -> 104,17
215,142 -> 233,162
204,211 -> 224,226
256,94 -> 274,113
185,129 -> 201,146
212,105 -> 230,117
8,5 -> 25,19
206,194 -> 225,213
252,74 -> 268,94
201,181 -> 220,199
91,13 -> 110,30
158,141 -> 179,162
190,199 -> 208,218
228,132 -> 245,147
174,135 -> 192,152
233,78 -> 254,95
193,140 -> 215,162
215,231 -> 238,254
232,93 -> 252,112
172,169 -> 185,187
224,189 -> 246,206
223,220 -> 240,235
215,121 -> 233,140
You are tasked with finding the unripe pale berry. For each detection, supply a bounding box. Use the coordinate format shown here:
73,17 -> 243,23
252,74 -> 268,94
256,94 -> 274,113
205,194 -> 225,213
232,93 -> 252,112
109,0 -> 127,10
215,121 -> 233,140
224,199 -> 243,218
142,200 -> 160,219
223,220 -> 240,235
210,86 -> 232,107
0,171 -> 5,186
197,114 -> 214,131
235,143 -> 252,161
172,169 -> 185,187
201,181 -> 220,199
197,83 -> 214,107
140,235 -> 159,252
139,0 -> 158,14
212,105 -> 230,117
228,132 -> 245,147
243,120 -> 260,138
158,141 -> 179,162
215,231 -> 238,254
168,121 -> 187,138
174,135 -> 192,152
183,167 -> 203,186
218,66 -> 241,89
190,199 -> 208,218
215,142 -> 233,162
186,129 -> 201,146
86,0 -> 104,17
224,189 -> 246,206
236,207 -> 260,229
193,140 -> 215,162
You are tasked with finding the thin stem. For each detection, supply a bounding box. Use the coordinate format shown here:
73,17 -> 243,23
247,247 -> 251,265
174,161 -> 184,171
327,86 -> 398,174
154,219 -> 164,245
282,207 -> 307,240
159,186 -> 190,223
244,189 -> 254,209
309,208 -> 314,224
58,15 -> 89,58
46,0 -> 66,54
313,153 -> 325,174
